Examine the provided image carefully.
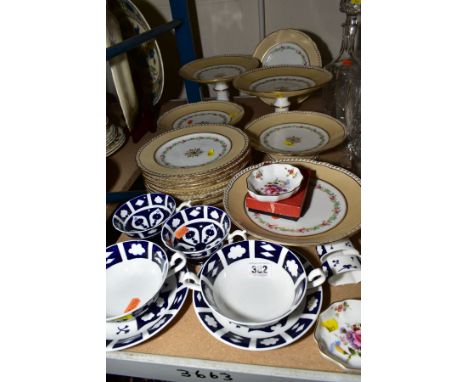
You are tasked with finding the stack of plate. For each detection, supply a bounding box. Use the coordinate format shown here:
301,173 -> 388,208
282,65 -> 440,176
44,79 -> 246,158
106,118 -> 127,157
136,124 -> 251,205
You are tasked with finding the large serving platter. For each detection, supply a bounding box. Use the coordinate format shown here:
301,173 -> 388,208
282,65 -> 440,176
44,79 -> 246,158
106,8 -> 138,131
136,124 -> 249,177
179,55 -> 259,84
108,0 -> 165,107
193,253 -> 323,351
244,111 -> 346,156
157,101 -> 245,131
224,159 -> 360,246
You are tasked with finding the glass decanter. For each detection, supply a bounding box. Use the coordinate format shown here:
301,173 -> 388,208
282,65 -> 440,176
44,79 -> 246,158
323,0 -> 361,160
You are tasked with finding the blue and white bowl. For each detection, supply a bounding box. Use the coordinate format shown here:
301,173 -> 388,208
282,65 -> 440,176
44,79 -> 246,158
106,240 -> 186,322
160,205 -> 246,261
182,240 -> 326,328
112,193 -> 191,239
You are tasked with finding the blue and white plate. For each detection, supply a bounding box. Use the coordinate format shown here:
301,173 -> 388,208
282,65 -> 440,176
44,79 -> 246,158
193,254 -> 323,351
106,264 -> 189,352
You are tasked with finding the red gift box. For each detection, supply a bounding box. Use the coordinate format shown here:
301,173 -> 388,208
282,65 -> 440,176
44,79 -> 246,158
246,168 -> 312,220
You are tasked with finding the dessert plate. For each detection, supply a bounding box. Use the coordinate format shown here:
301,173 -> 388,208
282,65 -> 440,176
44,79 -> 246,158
245,111 -> 346,156
253,29 -> 322,68
106,8 -> 138,131
157,101 -> 244,130
224,159 -> 361,246
106,124 -> 127,157
106,264 -> 189,352
193,253 -> 323,351
137,124 -> 249,177
179,55 -> 259,84
253,29 -> 322,105
109,0 -> 165,106
314,299 -> 361,371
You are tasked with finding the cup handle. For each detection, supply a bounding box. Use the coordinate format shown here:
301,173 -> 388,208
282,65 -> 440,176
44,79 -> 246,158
227,229 -> 247,244
181,271 -> 201,291
167,251 -> 187,277
176,200 -> 192,212
307,268 -> 327,289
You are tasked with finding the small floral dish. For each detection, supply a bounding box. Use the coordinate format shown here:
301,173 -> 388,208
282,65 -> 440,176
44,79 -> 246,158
247,164 -> 303,202
182,239 -> 326,328
106,240 -> 186,322
112,193 -> 191,239
314,299 -> 361,371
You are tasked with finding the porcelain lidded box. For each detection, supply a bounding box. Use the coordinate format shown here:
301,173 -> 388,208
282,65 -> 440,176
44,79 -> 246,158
247,164 -> 303,202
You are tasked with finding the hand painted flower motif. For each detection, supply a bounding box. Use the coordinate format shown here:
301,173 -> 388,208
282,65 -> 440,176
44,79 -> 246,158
321,318 -> 339,332
334,301 -> 349,313
185,148 -> 203,158
262,183 -> 287,195
283,136 -> 301,146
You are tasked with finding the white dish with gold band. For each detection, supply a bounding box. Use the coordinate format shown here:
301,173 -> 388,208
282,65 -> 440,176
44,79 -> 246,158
157,101 -> 245,131
245,111 -> 346,156
223,159 -> 360,246
253,28 -> 322,106
233,66 -> 332,112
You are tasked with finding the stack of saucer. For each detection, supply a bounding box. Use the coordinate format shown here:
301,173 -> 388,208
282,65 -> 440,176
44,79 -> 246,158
136,124 -> 251,205
106,117 -> 127,157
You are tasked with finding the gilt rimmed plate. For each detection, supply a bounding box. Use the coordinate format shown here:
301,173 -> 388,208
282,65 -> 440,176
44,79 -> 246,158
193,253 -> 322,351
314,299 -> 361,371
109,0 -> 164,106
106,125 -> 127,157
157,101 -> 245,131
233,66 -> 331,99
106,8 -> 138,131
245,111 -> 346,156
179,55 -> 260,84
106,264 -> 189,352
253,28 -> 322,106
136,124 -> 249,177
224,159 -> 360,246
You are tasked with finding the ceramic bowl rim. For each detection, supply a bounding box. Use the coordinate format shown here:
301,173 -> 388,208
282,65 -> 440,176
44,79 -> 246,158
198,239 -> 308,327
112,193 -> 176,235
106,239 -> 170,321
160,205 -> 232,254
246,163 -> 303,197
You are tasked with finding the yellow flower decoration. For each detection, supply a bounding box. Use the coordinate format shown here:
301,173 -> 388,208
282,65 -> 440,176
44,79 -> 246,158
320,318 -> 339,332
283,139 -> 294,146
207,148 -> 215,157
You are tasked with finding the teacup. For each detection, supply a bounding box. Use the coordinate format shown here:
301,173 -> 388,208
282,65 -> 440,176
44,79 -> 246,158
112,193 -> 191,239
106,240 -> 186,322
316,238 -> 357,261
160,205 -> 247,261
182,240 -> 326,328
321,252 -> 361,286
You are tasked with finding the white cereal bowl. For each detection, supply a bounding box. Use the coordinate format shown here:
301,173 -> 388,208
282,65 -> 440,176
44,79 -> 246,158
182,239 -> 326,328
106,240 -> 186,322
246,164 -> 303,202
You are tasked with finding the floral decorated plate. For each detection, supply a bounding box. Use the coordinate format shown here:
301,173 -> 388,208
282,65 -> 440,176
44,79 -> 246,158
193,253 -> 323,351
233,66 -> 331,100
252,28 -> 322,106
157,101 -> 245,131
106,263 -> 189,352
247,164 -> 303,202
245,111 -> 346,156
136,124 -> 249,177
106,8 -> 138,131
179,55 -> 259,84
224,159 -> 361,246
108,0 -> 164,107
314,299 -> 361,371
